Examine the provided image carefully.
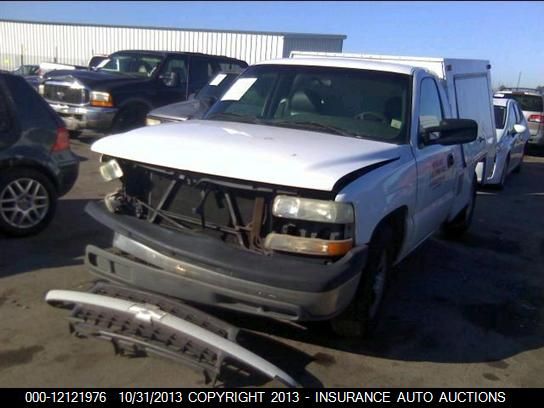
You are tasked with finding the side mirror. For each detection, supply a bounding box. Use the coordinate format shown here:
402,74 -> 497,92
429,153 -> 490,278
421,118 -> 478,146
513,124 -> 526,134
159,72 -> 178,87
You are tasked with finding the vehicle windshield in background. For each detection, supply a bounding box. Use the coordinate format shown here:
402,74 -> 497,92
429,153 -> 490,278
498,94 -> 543,112
98,53 -> 163,77
494,105 -> 506,129
12,65 -> 40,76
196,73 -> 239,101
204,65 -> 411,144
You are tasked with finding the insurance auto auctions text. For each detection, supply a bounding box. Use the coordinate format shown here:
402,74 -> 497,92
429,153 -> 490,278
175,390 -> 507,403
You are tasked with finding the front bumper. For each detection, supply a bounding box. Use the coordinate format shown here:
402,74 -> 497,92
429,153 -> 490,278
85,201 -> 368,321
48,102 -> 118,131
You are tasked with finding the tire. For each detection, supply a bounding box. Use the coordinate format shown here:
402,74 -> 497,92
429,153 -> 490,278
111,104 -> 149,134
442,174 -> 477,239
0,168 -> 57,237
331,224 -> 394,338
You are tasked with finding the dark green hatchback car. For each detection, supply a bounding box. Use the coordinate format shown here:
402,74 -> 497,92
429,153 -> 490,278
0,72 -> 79,236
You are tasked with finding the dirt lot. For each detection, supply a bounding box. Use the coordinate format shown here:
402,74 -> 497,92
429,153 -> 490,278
0,136 -> 543,388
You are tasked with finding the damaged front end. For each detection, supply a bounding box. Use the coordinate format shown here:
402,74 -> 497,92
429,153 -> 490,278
85,157 -> 367,321
101,158 -> 355,256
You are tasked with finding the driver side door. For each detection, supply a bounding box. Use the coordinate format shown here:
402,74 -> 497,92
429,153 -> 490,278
412,75 -> 459,243
155,55 -> 189,106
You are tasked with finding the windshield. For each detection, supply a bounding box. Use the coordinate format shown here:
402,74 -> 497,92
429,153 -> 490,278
494,105 -> 506,129
498,94 -> 543,112
196,73 -> 239,101
99,53 -> 163,77
204,65 -> 411,144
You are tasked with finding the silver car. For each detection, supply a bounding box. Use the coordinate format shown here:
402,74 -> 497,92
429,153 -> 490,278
494,89 -> 544,146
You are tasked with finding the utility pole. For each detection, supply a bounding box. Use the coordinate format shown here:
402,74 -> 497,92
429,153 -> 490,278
516,71 -> 522,89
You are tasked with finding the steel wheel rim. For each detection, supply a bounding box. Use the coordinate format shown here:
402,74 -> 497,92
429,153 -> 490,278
0,178 -> 50,229
369,251 -> 387,318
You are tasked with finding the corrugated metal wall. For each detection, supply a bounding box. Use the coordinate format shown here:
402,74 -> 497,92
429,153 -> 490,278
282,37 -> 344,58
0,20 -> 344,70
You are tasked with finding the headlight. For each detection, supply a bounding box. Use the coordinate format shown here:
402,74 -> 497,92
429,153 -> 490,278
38,84 -> 45,95
272,195 -> 354,224
146,117 -> 162,126
90,91 -> 113,107
99,159 -> 123,181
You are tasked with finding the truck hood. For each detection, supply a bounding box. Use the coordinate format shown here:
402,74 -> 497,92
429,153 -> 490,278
91,120 -> 405,192
46,69 -> 146,89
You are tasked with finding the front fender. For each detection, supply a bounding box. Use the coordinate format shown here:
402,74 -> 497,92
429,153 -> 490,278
334,146 -> 416,246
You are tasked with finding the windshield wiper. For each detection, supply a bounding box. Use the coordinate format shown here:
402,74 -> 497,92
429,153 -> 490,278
267,120 -> 355,137
206,112 -> 263,124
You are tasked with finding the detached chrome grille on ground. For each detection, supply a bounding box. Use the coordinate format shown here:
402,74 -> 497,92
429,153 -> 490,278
45,282 -> 300,388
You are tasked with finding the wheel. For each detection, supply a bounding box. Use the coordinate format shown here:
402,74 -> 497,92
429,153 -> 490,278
111,104 -> 149,134
331,224 -> 393,337
496,155 -> 510,190
0,168 -> 57,237
442,174 -> 477,238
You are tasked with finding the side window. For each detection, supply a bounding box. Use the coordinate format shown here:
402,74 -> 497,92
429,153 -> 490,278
160,57 -> 188,87
418,77 -> 443,133
218,61 -> 247,74
189,56 -> 215,88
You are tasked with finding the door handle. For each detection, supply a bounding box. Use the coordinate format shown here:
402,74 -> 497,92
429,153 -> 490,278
447,153 -> 454,168
478,136 -> 486,143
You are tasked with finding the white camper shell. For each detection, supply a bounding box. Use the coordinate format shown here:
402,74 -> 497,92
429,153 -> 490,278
290,51 -> 497,183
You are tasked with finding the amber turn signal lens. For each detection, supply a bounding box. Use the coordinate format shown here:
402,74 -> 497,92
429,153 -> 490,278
264,233 -> 353,256
90,99 -> 114,108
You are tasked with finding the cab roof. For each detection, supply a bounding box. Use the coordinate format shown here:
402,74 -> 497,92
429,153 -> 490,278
254,57 -> 416,76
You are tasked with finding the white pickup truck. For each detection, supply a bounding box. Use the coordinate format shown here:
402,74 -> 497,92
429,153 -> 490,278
85,54 -> 494,336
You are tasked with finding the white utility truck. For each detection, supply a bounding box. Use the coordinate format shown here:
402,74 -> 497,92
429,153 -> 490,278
291,51 -> 497,184
74,54 -> 495,337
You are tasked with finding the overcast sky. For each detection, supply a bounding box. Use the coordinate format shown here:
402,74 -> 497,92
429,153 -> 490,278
1,1 -> 543,87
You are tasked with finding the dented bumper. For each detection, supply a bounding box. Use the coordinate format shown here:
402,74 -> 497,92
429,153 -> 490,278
85,201 -> 367,321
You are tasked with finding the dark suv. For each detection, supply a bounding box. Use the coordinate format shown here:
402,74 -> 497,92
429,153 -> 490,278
0,72 -> 79,236
39,50 -> 248,133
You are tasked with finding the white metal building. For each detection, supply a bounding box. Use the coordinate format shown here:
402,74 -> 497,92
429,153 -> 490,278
0,19 -> 345,70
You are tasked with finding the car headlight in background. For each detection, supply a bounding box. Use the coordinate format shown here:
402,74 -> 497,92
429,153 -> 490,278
99,159 -> 123,182
272,195 -> 354,224
90,91 -> 113,108
146,117 -> 162,126
38,84 -> 45,95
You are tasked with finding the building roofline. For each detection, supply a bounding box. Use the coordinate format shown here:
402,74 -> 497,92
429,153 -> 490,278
0,18 -> 347,40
